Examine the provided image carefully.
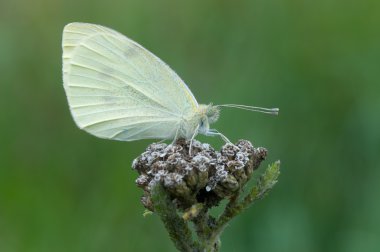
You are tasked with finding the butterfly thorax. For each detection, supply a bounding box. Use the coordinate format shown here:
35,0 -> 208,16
179,104 -> 220,139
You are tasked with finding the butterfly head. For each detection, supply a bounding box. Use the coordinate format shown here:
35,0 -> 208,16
197,104 -> 220,134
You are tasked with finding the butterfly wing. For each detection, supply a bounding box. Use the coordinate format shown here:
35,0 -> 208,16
62,22 -> 198,141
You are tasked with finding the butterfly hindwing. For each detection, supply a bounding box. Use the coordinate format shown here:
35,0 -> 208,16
62,23 -> 198,141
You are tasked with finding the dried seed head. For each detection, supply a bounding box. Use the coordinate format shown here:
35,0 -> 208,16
133,139 -> 267,210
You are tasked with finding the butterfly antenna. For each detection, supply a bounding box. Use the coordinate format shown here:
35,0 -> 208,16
216,104 -> 279,115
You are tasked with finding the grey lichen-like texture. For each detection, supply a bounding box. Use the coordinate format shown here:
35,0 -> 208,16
132,139 -> 267,211
132,139 -> 280,252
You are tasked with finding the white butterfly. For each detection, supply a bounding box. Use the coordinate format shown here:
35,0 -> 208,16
62,22 -> 278,145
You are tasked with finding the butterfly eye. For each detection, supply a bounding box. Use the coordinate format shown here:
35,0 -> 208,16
206,106 -> 220,124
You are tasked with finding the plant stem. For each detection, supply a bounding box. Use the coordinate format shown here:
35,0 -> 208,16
151,184 -> 197,252
216,161 -> 281,230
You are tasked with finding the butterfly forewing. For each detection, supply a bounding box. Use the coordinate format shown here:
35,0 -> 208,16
62,23 -> 198,141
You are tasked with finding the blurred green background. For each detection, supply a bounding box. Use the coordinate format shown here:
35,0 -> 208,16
1,0 -> 379,251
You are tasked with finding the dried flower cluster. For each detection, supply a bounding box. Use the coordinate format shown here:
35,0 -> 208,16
132,139 -> 267,211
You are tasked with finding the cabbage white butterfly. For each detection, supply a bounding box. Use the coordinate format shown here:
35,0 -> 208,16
62,22 -> 278,145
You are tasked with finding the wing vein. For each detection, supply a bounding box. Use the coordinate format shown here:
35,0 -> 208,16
93,119 -> 177,136
111,121 -> 168,139
67,84 -> 111,92
84,117 -> 178,131
93,35 -> 147,80
68,62 -> 175,113
75,108 -> 166,118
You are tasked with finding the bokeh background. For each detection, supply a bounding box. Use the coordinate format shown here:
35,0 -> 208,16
1,0 -> 379,251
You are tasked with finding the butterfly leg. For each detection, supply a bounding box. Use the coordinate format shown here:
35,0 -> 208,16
157,139 -> 168,144
189,125 -> 200,156
206,129 -> 232,143
170,126 -> 181,146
